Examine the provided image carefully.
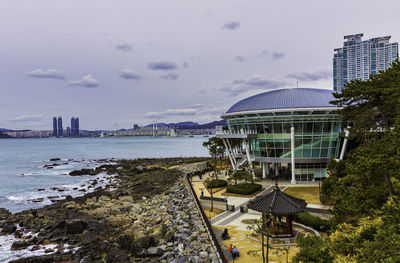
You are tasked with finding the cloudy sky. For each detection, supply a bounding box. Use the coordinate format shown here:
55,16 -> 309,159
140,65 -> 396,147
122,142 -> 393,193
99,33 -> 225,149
1,0 -> 399,130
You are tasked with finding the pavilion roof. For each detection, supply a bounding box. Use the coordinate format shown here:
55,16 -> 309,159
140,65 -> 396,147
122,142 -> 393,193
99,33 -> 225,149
247,184 -> 307,216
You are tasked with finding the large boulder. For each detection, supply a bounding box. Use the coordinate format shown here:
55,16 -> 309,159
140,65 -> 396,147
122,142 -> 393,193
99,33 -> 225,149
149,224 -> 167,245
132,229 -> 149,252
147,246 -> 164,256
65,219 -> 88,234
0,208 -> 11,220
11,241 -> 29,250
164,230 -> 175,242
1,223 -> 17,234
105,248 -> 129,263
82,230 -> 99,245
108,215 -> 132,227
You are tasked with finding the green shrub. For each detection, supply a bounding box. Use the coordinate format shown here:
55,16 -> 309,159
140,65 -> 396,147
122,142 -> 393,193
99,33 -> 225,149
226,183 -> 262,195
294,212 -> 331,232
206,179 -> 228,188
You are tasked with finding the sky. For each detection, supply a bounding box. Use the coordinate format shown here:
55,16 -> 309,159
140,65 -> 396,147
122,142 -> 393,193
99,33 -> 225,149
0,0 -> 399,130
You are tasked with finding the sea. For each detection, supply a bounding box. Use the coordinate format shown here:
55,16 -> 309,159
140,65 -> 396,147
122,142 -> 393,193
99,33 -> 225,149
0,136 -> 209,214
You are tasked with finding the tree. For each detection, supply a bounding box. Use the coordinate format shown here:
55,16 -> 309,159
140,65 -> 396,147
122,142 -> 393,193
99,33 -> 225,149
203,137 -> 225,176
293,235 -> 333,263
205,176 -> 214,212
229,170 -> 246,185
247,214 -> 272,263
330,60 -> 400,141
296,63 -> 400,261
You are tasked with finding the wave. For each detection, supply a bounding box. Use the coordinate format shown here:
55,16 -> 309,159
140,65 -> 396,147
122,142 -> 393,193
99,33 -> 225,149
7,195 -> 25,201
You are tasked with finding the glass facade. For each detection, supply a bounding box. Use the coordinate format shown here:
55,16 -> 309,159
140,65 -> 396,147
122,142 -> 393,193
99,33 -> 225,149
226,111 -> 342,180
227,113 -> 341,159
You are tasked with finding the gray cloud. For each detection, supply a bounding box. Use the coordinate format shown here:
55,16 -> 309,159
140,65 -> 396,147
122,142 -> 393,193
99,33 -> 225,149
8,114 -> 43,122
68,74 -> 99,88
234,55 -> 246,62
221,21 -> 240,30
286,70 -> 332,81
161,73 -> 179,80
120,69 -> 142,80
145,108 -> 197,119
115,43 -> 133,52
257,50 -> 269,58
183,62 -> 189,68
148,61 -> 177,71
221,75 -> 287,97
270,51 -> 285,60
256,50 -> 285,60
26,69 -> 66,80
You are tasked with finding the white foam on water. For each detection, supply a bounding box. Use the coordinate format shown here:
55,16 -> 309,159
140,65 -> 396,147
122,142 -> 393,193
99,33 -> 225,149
0,229 -> 58,262
7,196 -> 25,202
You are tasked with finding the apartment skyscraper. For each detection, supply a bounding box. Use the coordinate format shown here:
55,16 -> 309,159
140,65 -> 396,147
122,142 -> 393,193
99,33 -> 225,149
57,117 -> 63,137
333,33 -> 398,91
53,117 -> 57,137
71,117 -> 80,137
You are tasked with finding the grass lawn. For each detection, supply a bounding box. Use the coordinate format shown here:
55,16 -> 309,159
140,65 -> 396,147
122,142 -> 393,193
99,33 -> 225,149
203,208 -> 224,219
283,186 -> 321,204
214,225 -> 298,263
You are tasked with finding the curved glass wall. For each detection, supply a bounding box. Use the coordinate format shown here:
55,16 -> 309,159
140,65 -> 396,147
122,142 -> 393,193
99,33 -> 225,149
226,112 -> 341,159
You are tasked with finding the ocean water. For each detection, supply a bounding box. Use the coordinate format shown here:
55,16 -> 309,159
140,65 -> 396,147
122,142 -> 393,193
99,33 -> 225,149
0,136 -> 208,213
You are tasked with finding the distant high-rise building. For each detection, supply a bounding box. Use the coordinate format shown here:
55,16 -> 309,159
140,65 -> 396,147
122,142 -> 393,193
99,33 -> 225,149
57,117 -> 63,137
53,117 -> 57,137
71,117 -> 75,137
133,124 -> 139,130
333,33 -> 398,91
66,127 -> 71,137
75,117 -> 79,137
71,117 -> 80,137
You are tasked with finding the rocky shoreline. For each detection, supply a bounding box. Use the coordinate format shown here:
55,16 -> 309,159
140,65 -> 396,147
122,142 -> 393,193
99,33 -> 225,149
0,157 -> 219,263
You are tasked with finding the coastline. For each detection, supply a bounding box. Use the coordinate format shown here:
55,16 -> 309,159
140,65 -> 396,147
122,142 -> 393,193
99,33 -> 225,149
0,157 -> 220,262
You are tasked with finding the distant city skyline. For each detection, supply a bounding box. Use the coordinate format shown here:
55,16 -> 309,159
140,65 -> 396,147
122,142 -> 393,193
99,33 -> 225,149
1,0 -> 400,130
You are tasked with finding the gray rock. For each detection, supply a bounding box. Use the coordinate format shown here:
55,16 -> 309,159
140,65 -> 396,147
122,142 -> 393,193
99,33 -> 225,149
1,224 -> 17,234
199,251 -> 208,259
147,246 -> 164,256
65,219 -> 88,234
190,256 -> 202,263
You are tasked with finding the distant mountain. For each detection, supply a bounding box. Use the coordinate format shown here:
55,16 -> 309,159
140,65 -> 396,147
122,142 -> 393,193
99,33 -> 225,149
144,121 -> 199,128
0,128 -> 12,132
188,120 -> 226,129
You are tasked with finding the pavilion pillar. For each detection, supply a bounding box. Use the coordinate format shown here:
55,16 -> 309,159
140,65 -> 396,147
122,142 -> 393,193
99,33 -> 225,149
290,127 -> 296,184
286,215 -> 293,235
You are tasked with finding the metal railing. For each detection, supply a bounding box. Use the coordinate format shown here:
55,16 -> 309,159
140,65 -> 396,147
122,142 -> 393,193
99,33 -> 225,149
185,174 -> 227,263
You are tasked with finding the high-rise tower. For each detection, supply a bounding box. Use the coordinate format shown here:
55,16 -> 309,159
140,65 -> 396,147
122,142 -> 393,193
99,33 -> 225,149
57,117 -> 63,137
71,117 -> 75,137
70,117 -> 80,137
333,34 -> 398,92
53,117 -> 57,137
75,117 -> 79,137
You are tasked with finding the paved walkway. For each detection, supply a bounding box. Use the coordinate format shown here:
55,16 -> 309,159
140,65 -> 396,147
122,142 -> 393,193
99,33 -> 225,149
190,171 -> 332,231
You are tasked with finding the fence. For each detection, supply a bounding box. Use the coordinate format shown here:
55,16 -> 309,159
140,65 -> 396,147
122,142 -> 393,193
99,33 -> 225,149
185,174 -> 227,263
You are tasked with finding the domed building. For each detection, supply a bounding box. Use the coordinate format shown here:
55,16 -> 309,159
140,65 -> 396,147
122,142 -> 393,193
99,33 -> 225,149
217,88 -> 348,183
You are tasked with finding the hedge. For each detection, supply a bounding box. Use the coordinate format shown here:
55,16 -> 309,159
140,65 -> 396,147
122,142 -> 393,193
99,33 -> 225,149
206,179 -> 228,188
294,212 -> 331,232
226,183 -> 262,195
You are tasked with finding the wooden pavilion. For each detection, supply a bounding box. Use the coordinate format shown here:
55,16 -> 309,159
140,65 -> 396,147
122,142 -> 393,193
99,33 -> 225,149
247,182 -> 307,235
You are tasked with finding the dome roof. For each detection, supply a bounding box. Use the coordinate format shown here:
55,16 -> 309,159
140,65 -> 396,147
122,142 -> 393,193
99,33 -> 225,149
225,88 -> 336,114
